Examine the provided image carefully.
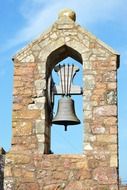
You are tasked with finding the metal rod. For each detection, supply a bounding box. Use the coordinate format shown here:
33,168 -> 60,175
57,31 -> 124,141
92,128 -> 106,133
68,64 -> 74,94
59,64 -> 64,95
64,64 -> 66,95
64,125 -> 67,131
67,64 -> 69,96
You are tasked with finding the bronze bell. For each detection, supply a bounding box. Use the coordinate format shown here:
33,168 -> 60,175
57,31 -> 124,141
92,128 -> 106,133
52,96 -> 80,131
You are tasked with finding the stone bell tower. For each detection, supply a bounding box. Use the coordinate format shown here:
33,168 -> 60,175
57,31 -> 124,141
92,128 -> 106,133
4,9 -> 120,190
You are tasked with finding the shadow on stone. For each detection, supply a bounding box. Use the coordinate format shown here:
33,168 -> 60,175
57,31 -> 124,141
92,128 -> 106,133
0,148 -> 5,190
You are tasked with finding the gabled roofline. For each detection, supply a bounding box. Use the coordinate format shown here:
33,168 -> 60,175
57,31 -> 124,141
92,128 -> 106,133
12,8 -> 120,68
12,25 -> 53,61
76,23 -> 119,55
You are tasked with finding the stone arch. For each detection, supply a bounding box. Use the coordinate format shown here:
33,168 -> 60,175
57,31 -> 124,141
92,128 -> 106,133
46,44 -> 83,77
44,44 -> 83,153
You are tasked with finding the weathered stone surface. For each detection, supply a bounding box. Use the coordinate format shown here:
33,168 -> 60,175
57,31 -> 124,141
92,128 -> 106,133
108,82 -> 117,89
94,105 -> 117,117
38,143 -> 45,153
5,153 -> 31,164
93,167 -> 117,184
110,126 -> 117,134
104,117 -> 117,125
76,169 -> 92,180
76,160 -> 88,169
84,143 -> 93,150
108,144 -> 117,153
91,124 -> 106,134
65,181 -> 83,190
13,122 -> 32,136
35,120 -> 45,134
96,135 -> 117,143
110,155 -> 118,167
21,170 -> 35,182
13,167 -> 22,177
4,166 -> 12,177
106,90 -> 117,104
17,183 -> 39,190
4,178 -> 14,190
13,110 -> 40,120
84,75 -> 95,89
103,71 -> 116,82
120,185 -> 127,190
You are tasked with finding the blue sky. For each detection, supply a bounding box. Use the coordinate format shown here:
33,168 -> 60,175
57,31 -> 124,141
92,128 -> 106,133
0,0 -> 127,183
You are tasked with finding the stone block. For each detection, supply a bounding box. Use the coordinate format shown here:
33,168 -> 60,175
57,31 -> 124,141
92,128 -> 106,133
103,117 -> 117,125
35,120 -> 45,134
93,167 -> 117,184
21,170 -> 35,182
96,135 -> 117,143
94,105 -> 117,117
43,184 -> 62,190
91,125 -> 106,134
110,155 -> 118,167
76,160 -> 88,169
84,75 -> 95,90
4,178 -> 14,190
108,144 -> 117,153
13,122 -> 32,136
76,169 -> 92,180
38,143 -> 45,154
106,90 -> 117,105
34,80 -> 46,90
13,168 -> 22,177
108,82 -> 117,89
4,166 -> 12,177
110,126 -> 117,134
103,71 -> 116,82
65,181 -> 84,190
17,183 -> 39,190
85,111 -> 92,119
88,159 -> 99,169
5,153 -> 31,164
37,134 -> 45,142
84,143 -> 93,150
13,103 -> 23,110
13,110 -> 40,120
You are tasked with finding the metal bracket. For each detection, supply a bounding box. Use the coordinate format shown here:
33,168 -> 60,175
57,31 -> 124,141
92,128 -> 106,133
47,64 -> 82,107
47,75 -> 55,108
53,64 -> 82,96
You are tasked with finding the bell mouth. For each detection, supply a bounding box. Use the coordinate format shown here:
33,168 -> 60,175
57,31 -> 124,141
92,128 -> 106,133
52,120 -> 80,125
52,120 -> 80,131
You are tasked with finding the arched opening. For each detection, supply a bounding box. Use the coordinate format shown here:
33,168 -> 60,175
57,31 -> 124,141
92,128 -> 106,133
51,57 -> 83,154
46,45 -> 83,154
46,45 -> 82,78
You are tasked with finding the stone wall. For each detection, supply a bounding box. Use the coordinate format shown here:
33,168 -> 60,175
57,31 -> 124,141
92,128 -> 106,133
120,185 -> 127,190
4,9 -> 120,190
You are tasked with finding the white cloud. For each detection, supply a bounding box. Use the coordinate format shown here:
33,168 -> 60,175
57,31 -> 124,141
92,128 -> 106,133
2,0 -> 127,52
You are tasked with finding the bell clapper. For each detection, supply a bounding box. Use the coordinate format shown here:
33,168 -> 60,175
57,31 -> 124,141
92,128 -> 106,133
64,125 -> 67,131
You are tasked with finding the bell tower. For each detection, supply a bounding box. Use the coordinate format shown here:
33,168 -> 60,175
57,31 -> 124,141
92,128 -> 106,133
4,9 -> 120,190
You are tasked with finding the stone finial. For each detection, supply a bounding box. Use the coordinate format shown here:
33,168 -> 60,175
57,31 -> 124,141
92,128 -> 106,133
58,9 -> 76,21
